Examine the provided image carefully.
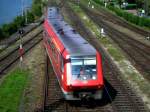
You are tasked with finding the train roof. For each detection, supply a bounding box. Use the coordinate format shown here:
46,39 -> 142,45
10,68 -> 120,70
47,7 -> 96,57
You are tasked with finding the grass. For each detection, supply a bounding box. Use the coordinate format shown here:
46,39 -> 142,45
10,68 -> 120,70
0,49 -> 3,53
0,68 -> 29,112
107,47 -> 124,61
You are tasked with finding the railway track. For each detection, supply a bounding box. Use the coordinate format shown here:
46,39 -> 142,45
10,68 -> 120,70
44,42 -> 147,112
0,31 -> 43,76
80,5 -> 150,81
91,1 -> 150,37
103,59 -> 146,112
44,56 -> 114,112
0,22 -> 43,53
61,3 -> 148,111
0,25 -> 43,61
44,56 -> 68,112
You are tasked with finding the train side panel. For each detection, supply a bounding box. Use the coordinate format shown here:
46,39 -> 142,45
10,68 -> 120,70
43,20 -> 69,92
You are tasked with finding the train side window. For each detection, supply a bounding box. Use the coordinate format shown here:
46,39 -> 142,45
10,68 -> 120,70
48,38 -> 51,44
61,56 -> 64,72
54,50 -> 58,64
51,43 -> 55,52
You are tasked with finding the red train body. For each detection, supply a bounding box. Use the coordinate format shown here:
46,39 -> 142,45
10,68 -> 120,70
43,7 -> 104,100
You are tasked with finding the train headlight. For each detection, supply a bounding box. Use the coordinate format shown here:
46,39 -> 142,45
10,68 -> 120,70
92,76 -> 96,80
83,76 -> 87,80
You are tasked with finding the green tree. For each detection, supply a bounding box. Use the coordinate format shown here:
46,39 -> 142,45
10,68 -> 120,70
14,16 -> 25,28
32,3 -> 42,17
117,0 -> 123,8
8,22 -> 18,34
26,11 -> 35,23
2,22 -> 18,37
2,24 -> 10,37
136,0 -> 144,8
0,28 -> 5,39
33,0 -> 42,4
31,0 -> 42,17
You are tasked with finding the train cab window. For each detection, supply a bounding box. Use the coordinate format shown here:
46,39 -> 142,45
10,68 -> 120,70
48,38 -> 51,44
71,57 -> 97,80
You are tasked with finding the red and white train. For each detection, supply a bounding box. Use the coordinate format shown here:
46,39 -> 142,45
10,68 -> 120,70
43,7 -> 104,100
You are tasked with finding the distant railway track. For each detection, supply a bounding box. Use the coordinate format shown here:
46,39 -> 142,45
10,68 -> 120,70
89,3 -> 150,37
0,31 -> 43,77
0,25 -> 43,61
48,0 -> 66,8
0,22 -> 43,53
80,5 -> 150,81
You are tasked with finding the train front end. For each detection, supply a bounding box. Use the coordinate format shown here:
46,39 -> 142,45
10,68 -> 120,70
64,52 -> 104,100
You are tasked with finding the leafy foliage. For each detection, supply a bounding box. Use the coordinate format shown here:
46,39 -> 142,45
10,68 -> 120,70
136,0 -> 144,8
0,0 -> 45,39
0,28 -> 5,39
31,0 -> 42,17
32,3 -> 42,17
93,0 -> 150,29
26,11 -> 35,23
1,16 -> 25,39
14,16 -> 25,28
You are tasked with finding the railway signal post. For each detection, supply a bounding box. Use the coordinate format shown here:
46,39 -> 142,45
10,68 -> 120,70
101,28 -> 105,37
18,29 -> 24,69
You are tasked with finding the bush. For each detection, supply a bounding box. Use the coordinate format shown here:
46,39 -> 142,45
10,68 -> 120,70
33,0 -> 42,4
2,24 -> 11,37
93,0 -> 104,6
31,0 -> 42,17
0,28 -> 5,39
14,16 -> 25,28
32,4 -> 42,17
1,15 -> 25,38
125,4 -> 137,10
94,1 -> 150,29
26,11 -> 35,23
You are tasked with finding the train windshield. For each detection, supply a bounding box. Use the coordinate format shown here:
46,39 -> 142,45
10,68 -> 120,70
71,57 -> 97,80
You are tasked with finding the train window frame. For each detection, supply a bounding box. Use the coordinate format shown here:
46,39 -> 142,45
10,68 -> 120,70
71,56 -> 97,80
55,50 -> 59,64
46,33 -> 63,73
61,56 -> 64,73
50,41 -> 60,66
51,42 -> 55,53
48,38 -> 51,45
